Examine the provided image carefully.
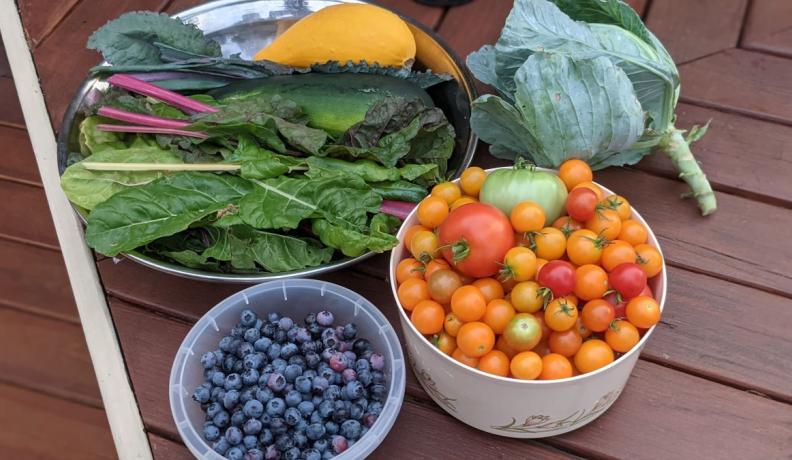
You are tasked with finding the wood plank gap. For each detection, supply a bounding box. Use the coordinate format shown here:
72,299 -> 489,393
0,119 -> 25,130
0,173 -> 42,188
107,293 -> 196,326
676,46 -> 738,67
679,93 -> 792,128
29,0 -> 85,50
736,0 -> 756,45
432,6 -> 451,32
740,42 -> 792,60
641,0 -> 653,19
664,258 -> 792,301
0,375 -> 103,410
0,232 -> 60,252
0,299 -> 80,325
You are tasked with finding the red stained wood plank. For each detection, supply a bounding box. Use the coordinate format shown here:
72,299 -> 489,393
0,180 -> 58,249
438,0 -> 512,61
17,0 -> 82,47
0,239 -> 77,323
645,0 -> 748,64
0,37 -> 10,78
637,103 -> 792,206
32,0 -> 169,128
0,125 -> 41,186
0,77 -> 24,129
374,0 -> 444,29
0,383 -> 114,459
742,0 -> 792,58
679,49 -> 792,126
149,433 -> 194,460
624,0 -> 648,17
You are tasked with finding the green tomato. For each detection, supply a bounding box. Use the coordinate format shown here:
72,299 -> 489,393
503,313 -> 543,352
479,165 -> 568,224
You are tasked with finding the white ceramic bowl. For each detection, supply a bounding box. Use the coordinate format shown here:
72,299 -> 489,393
388,167 -> 666,438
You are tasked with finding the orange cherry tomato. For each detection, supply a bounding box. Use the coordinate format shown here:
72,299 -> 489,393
535,258 -> 548,279
444,312 -> 463,337
572,181 -> 604,201
427,269 -> 463,304
431,182 -> 462,205
397,278 -> 429,311
450,196 -> 477,211
410,230 -> 439,263
478,350 -> 510,377
544,297 -> 579,332
500,246 -> 537,282
509,281 -> 543,313
510,351 -> 543,380
396,258 -> 424,284
510,201 -> 546,233
403,224 -> 429,250
450,285 -> 487,322
575,318 -> 592,339
483,299 -> 516,334
625,295 -> 661,328
601,240 -> 637,272
456,322 -> 496,358
532,339 -> 551,356
558,159 -> 593,191
539,353 -> 574,380
417,195 -> 449,228
495,335 -> 518,359
547,329 -> 582,357
500,277 -> 517,293
567,229 -> 608,266
581,299 -> 616,332
574,339 -> 614,374
585,209 -> 622,241
452,348 -> 480,368
434,331 -> 457,356
573,264 -> 609,301
532,227 -> 567,261
600,195 -> 631,220
472,278 -> 504,303
532,311 -> 552,339
552,216 -> 583,238
635,244 -> 663,278
605,320 -> 640,353
619,219 -> 648,246
411,300 -> 445,334
424,258 -> 450,279
459,167 -> 487,197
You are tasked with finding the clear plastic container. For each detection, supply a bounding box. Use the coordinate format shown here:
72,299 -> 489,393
170,279 -> 406,459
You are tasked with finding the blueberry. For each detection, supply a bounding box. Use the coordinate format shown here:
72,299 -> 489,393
267,343 -> 282,361
270,416 -> 287,435
284,447 -> 301,460
328,353 -> 348,372
201,351 -> 218,369
225,373 -> 243,391
310,410 -> 322,424
283,390 -> 301,408
220,336 -> 239,353
246,448 -> 264,460
244,399 -> 264,418
349,403 -> 364,421
223,356 -> 237,373
354,398 -> 368,410
237,342 -> 256,358
265,397 -> 285,416
243,434 -> 258,449
320,348 -> 334,362
286,328 -> 299,343
318,400 -> 334,419
240,309 -> 257,327
336,341 -> 350,353
362,412 -> 377,428
313,439 -> 329,453
295,419 -> 308,433
340,419 -> 362,440
273,329 -> 287,344
369,384 -> 387,401
311,395 -> 323,407
266,312 -> 280,323
357,370 -> 372,387
233,360 -> 245,373
352,338 -> 371,356
213,410 -> 230,428
231,410 -> 246,427
355,359 -> 370,373
371,370 -> 385,385
203,424 -> 221,441
267,373 -> 287,392
306,322 -> 321,336
241,369 -> 260,387
323,385 -> 341,401
211,387 -> 225,402
322,335 -> 338,350
244,327 -> 261,343
275,433 -> 294,451
243,418 -> 262,435
324,421 -> 339,435
331,372 -> 342,386
332,407 -> 349,423
280,343 -> 298,360
318,367 -> 334,382
301,341 -> 318,354
258,428 -> 273,445
303,369 -> 318,379
369,352 -> 385,370
207,402 -> 223,418
193,386 -> 211,404
223,389 -> 240,410
341,368 -> 357,384
305,422 -> 326,441
304,352 -> 321,369
253,337 -> 272,352
284,406 -> 302,426
316,311 -> 334,327
261,323 -> 277,338
278,316 -> 294,331
294,376 -> 312,394
368,401 -> 383,416
331,435 -> 348,454
284,364 -> 302,383
255,387 -> 273,403
343,351 -> 357,364
272,359 -> 288,374
342,323 -> 357,340
241,388 -> 256,404
288,354 -> 306,367
259,413 -> 272,426
311,377 -> 329,395
343,381 -> 364,400
263,444 -> 280,460
213,438 -> 230,455
226,426 -> 243,445
294,328 -> 312,344
227,447 -> 244,460
297,401 -> 315,417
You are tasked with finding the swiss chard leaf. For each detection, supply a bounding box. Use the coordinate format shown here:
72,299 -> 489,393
368,180 -> 427,203
78,116 -> 127,155
225,136 -> 305,180
311,213 -> 400,258
304,157 -> 436,183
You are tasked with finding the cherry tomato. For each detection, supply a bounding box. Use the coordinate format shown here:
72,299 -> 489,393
544,298 -> 579,332
424,258 -> 450,279
558,159 -> 593,191
510,351 -> 543,380
566,229 -> 608,266
535,258 -> 549,278
510,200 -> 546,232
574,339 -> 614,374
411,300 -> 445,334
566,187 -> 598,222
460,166 -> 487,197
403,224 -> 429,250
547,329 -> 582,357
427,269 -> 463,304
539,353 -> 573,380
434,331 -> 457,356
601,240 -> 637,272
438,203 -> 515,278
444,312 -> 463,337
605,320 -> 640,353
472,278 -> 504,303
532,227 -> 566,260
503,313 -> 543,351
619,219 -> 648,246
635,244 -> 663,278
581,299 -> 616,332
604,291 -> 628,319
483,299 -> 516,334
532,339 -> 551,357
600,195 -> 631,220
625,295 -> 661,328
478,350 -> 510,377
537,260 -> 576,297
397,278 -> 429,311
585,209 -> 622,241
573,264 -> 609,301
431,182 -> 462,205
450,196 -> 477,211
456,322 -> 495,358
572,181 -> 604,201
452,348 -> 479,368
609,263 -> 647,298
396,258 -> 424,284
500,246 -> 537,282
575,317 -> 593,339
450,285 -> 487,322
552,216 -> 583,238
510,281 -> 543,313
417,196 -> 449,228
410,230 -> 439,263
496,335 -> 518,359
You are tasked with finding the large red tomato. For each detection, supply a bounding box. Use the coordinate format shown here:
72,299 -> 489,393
438,203 -> 514,278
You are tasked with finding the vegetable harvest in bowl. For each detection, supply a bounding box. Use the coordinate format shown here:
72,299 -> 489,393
59,3 -> 475,277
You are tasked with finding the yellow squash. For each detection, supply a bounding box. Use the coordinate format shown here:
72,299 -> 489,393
254,4 -> 416,67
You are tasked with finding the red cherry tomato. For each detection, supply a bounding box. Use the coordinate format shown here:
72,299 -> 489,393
537,260 -> 576,297
566,188 -> 598,222
608,263 -> 648,299
438,203 -> 515,278
604,291 -> 627,319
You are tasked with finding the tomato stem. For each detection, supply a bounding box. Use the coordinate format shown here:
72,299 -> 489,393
449,239 -> 470,263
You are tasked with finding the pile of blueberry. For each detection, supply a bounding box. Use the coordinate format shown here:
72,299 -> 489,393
192,309 -> 388,460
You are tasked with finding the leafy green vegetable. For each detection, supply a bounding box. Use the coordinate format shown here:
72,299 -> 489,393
225,136 -> 304,180
78,116 -> 127,155
312,213 -> 400,258
368,180 -> 427,203
305,157 -> 435,183
87,12 -> 221,66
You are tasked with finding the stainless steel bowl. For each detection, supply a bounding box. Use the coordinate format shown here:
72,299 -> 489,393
57,0 -> 478,283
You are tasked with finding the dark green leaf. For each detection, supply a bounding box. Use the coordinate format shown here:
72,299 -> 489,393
311,213 -> 400,257
305,157 -> 435,183
310,61 -> 452,89
368,180 -> 427,203
225,136 -> 305,180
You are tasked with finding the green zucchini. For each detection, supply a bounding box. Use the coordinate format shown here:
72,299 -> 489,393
209,73 -> 434,136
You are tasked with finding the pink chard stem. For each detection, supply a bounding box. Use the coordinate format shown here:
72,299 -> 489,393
97,123 -> 208,139
106,74 -> 218,114
97,106 -> 191,129
380,200 -> 417,220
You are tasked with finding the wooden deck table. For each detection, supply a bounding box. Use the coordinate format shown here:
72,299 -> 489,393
1,0 -> 791,458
